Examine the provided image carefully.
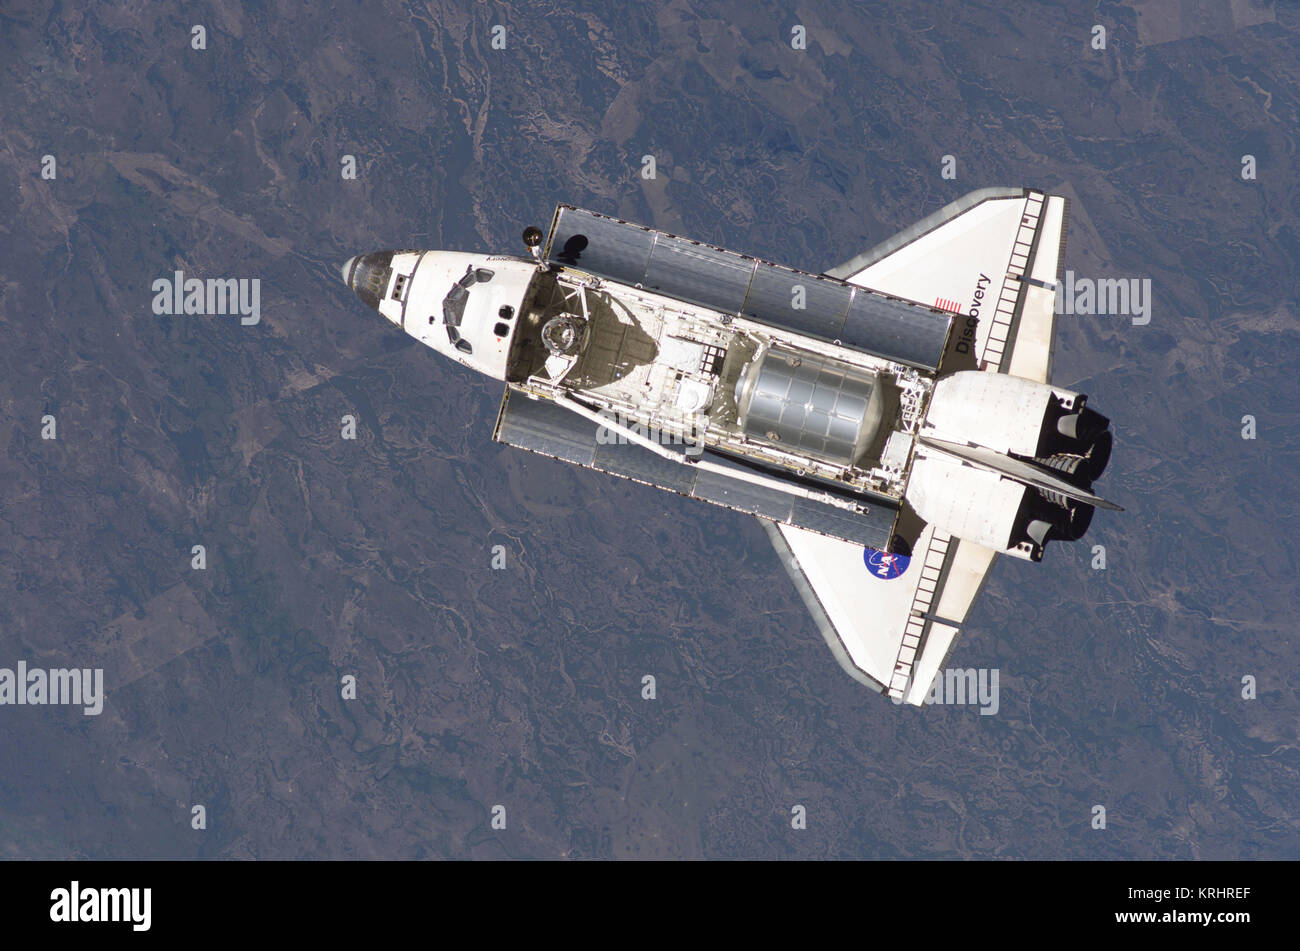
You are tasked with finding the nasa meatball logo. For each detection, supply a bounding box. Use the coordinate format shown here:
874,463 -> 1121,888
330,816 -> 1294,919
864,547 -> 910,579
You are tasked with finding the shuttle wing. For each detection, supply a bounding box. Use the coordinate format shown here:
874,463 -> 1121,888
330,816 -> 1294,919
827,186 -> 1069,383
768,188 -> 1072,702
764,520 -> 996,705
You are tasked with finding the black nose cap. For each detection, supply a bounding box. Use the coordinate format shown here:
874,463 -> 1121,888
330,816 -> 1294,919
342,251 -> 394,309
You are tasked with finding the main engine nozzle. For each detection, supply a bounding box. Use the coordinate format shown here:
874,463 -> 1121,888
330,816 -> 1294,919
1056,406 -> 1109,444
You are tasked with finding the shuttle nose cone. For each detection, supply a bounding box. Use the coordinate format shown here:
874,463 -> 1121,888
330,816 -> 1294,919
339,251 -> 394,310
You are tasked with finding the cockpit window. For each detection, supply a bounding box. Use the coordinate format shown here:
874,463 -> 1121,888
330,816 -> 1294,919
444,284 -> 468,326
442,264 -> 493,354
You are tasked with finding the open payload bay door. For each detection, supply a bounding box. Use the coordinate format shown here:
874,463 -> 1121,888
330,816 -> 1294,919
542,204 -> 952,371
828,187 -> 1069,384
764,519 -> 997,704
493,388 -> 899,550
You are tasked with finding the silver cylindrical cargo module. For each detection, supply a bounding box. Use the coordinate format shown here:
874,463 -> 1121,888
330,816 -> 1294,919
734,345 -> 885,467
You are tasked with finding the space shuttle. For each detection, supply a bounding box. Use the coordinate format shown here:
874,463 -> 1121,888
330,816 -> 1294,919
339,188 -> 1117,705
